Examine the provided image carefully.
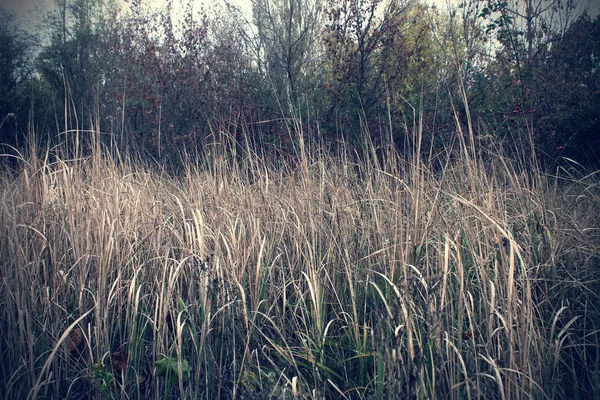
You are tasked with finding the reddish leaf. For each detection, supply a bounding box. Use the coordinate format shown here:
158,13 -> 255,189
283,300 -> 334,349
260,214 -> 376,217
112,352 -> 128,374
67,326 -> 83,352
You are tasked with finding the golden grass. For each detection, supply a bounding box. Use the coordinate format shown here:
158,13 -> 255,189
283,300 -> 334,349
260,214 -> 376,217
0,136 -> 599,399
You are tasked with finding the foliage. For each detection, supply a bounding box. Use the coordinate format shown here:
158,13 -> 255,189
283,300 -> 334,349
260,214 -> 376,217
468,0 -> 599,165
250,0 -> 323,105
1,134 -> 599,398
0,11 -> 35,148
535,13 -> 600,164
2,2 -> 599,396
91,362 -> 114,392
322,0 -> 413,140
36,0 -> 121,132
1,0 -> 594,166
155,357 -> 191,385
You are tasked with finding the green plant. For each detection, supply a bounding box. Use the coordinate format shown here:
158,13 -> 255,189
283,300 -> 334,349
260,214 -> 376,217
155,357 -> 191,386
92,361 -> 114,392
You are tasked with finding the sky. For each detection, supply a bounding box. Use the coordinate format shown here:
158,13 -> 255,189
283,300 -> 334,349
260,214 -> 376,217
0,0 -> 208,16
2,0 -> 598,15
1,0 -> 42,14
1,0 -> 598,32
0,0 -> 219,30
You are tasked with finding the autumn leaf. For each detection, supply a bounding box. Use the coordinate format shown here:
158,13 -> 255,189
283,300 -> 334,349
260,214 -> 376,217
67,326 -> 83,352
112,352 -> 128,374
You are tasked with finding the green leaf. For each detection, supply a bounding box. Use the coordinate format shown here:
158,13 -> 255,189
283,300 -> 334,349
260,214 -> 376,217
155,357 -> 191,384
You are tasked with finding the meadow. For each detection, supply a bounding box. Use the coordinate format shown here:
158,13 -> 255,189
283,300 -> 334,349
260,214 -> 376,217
1,127 -> 599,399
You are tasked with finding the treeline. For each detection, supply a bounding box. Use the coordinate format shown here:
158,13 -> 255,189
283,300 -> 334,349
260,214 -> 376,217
1,0 -> 598,166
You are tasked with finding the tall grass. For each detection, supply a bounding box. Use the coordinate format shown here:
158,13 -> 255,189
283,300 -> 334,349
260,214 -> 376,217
0,122 -> 599,399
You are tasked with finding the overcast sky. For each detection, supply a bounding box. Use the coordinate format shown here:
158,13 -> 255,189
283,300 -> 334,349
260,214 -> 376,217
0,0 -> 200,15
1,0 -> 42,15
1,0 -> 597,32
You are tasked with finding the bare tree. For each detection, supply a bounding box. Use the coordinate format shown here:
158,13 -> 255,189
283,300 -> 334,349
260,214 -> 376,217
246,0 -> 323,110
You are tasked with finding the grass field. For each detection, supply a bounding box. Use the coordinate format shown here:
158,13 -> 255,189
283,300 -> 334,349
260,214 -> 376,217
1,128 -> 599,399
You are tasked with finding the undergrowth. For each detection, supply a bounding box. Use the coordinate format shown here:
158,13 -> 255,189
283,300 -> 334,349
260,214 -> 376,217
0,128 -> 599,399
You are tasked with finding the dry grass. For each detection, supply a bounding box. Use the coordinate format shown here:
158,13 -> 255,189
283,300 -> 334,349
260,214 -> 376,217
0,131 -> 599,399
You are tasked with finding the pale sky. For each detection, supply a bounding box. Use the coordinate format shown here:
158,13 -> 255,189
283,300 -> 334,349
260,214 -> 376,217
0,0 -> 219,15
0,0 -> 235,27
1,0 -> 597,32
2,0 -> 597,17
1,0 -> 42,15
